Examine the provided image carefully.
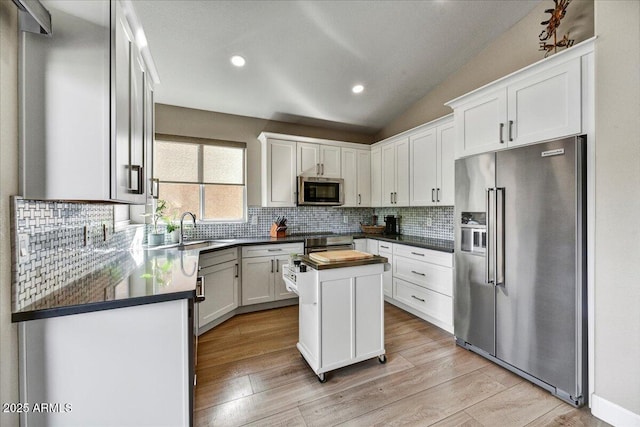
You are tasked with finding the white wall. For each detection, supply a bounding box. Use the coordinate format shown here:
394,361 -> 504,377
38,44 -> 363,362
593,0 -> 640,421
0,2 -> 20,426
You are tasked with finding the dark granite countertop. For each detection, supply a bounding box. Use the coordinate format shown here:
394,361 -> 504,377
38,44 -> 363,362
353,234 -> 454,253
13,233 -> 452,322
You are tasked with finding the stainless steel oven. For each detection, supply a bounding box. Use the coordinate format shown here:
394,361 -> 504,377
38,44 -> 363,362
304,235 -> 354,254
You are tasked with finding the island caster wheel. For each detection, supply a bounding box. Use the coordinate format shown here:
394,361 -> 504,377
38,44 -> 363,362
378,354 -> 387,364
317,373 -> 327,383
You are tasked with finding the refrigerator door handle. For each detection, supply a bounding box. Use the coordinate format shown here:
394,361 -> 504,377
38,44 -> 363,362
496,187 -> 505,286
486,188 -> 495,285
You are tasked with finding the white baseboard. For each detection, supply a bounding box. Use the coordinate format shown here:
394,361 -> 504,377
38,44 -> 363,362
592,394 -> 640,427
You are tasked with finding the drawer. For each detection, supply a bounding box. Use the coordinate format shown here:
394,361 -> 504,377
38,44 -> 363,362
393,255 -> 453,296
199,248 -> 238,269
242,243 -> 303,258
393,278 -> 452,326
377,241 -> 393,253
393,243 -> 453,268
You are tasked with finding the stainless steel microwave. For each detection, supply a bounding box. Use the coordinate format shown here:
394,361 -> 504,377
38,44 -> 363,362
297,176 -> 344,206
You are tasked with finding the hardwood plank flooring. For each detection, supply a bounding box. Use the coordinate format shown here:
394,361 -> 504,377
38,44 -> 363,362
196,303 -> 608,427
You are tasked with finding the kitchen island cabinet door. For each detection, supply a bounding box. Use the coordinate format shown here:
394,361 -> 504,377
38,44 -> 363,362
18,299 -> 191,426
242,256 -> 275,305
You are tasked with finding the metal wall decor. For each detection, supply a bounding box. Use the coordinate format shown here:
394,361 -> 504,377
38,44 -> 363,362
539,0 -> 575,57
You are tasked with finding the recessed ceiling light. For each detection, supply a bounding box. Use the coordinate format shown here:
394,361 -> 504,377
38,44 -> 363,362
352,84 -> 364,94
230,55 -> 246,67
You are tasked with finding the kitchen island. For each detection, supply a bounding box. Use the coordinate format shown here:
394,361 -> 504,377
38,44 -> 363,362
283,251 -> 389,382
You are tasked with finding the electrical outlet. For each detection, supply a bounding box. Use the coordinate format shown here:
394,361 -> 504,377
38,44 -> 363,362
425,217 -> 433,227
343,216 -> 348,224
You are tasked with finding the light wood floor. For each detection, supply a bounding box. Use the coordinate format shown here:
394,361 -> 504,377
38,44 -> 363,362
195,303 -> 608,427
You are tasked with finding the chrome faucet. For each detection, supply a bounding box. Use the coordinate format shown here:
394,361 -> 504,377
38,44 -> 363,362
179,212 -> 197,246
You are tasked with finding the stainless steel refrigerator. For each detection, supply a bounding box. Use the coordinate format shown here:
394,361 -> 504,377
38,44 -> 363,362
454,136 -> 587,406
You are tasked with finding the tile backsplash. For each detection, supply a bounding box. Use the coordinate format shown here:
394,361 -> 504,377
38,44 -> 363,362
12,198 -> 453,310
11,198 -> 142,311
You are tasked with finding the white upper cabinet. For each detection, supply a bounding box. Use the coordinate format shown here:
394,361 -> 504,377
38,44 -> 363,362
437,121 -> 455,206
447,40 -> 594,159
341,148 -> 371,207
453,88 -> 508,157
410,128 -> 438,206
297,143 -> 341,178
380,138 -> 409,207
356,149 -> 371,207
20,0 -> 157,203
370,146 -> 382,208
261,138 -> 297,207
409,116 -> 454,206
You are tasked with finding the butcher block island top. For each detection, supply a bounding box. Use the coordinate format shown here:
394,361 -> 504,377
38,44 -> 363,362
303,250 -> 388,270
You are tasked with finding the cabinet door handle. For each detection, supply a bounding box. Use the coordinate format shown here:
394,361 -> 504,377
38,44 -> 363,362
316,163 -> 320,175
150,178 -> 160,199
276,259 -> 280,273
411,270 -> 426,276
499,123 -> 505,144
321,164 -> 324,175
508,120 -> 514,142
271,259 -> 274,273
235,263 -> 239,278
129,165 -> 144,194
437,188 -> 441,202
431,188 -> 435,202
410,252 -> 424,257
411,295 -> 425,302
358,194 -> 361,205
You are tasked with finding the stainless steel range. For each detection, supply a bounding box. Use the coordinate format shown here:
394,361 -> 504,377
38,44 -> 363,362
304,235 -> 354,254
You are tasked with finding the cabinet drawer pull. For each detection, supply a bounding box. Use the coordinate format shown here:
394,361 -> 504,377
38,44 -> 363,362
410,252 -> 424,257
499,123 -> 505,144
380,245 -> 390,249
411,295 -> 425,303
411,270 -> 426,276
508,120 -> 514,142
267,248 -> 282,252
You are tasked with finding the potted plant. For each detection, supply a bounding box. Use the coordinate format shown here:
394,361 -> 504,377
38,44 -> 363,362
147,199 -> 168,246
164,217 -> 180,244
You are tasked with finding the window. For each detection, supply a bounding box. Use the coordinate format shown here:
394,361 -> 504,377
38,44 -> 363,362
154,134 -> 247,222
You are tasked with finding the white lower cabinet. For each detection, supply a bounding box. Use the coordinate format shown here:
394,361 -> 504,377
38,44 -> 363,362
241,243 -> 303,305
19,300 -> 191,426
377,242 -> 393,298
198,248 -> 239,330
387,243 -> 454,333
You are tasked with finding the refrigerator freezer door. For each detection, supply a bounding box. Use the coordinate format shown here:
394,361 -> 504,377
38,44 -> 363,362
495,136 -> 584,398
454,153 -> 496,355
